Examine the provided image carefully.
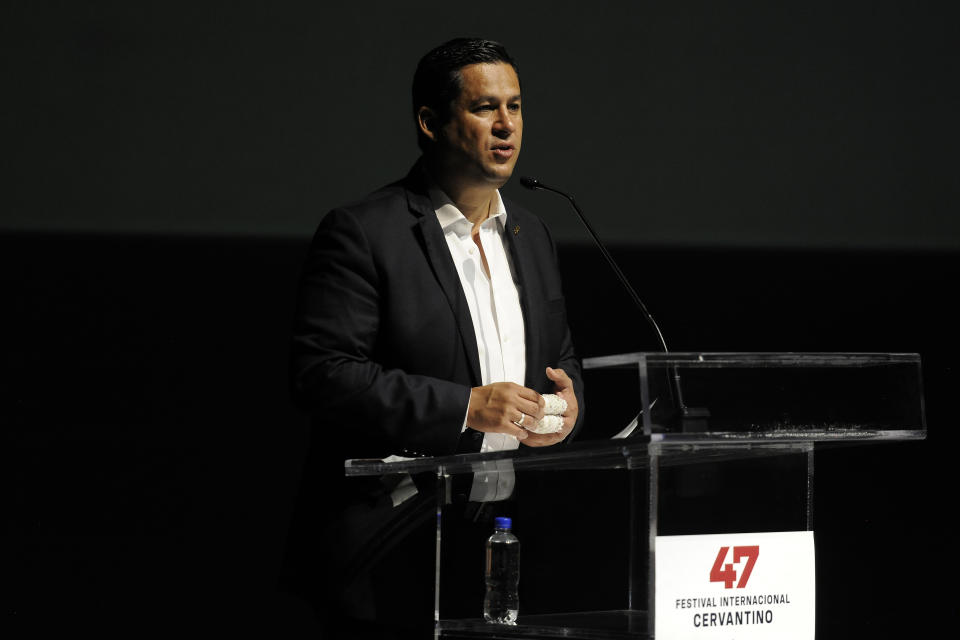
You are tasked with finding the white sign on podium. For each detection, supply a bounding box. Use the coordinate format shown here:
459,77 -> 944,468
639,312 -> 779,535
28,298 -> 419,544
655,531 -> 815,639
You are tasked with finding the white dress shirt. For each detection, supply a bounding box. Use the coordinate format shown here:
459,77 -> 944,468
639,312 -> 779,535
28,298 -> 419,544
429,185 -> 526,501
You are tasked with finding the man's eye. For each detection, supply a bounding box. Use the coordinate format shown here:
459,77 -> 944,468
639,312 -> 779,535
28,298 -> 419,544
508,104 -> 521,112
475,105 -> 495,112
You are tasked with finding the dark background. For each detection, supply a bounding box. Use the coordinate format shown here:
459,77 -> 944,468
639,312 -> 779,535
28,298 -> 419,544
4,2 -> 956,637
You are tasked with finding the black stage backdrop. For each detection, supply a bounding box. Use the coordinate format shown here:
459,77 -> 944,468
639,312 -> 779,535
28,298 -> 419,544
4,235 -> 955,636
4,2 -> 957,637
5,2 -> 959,249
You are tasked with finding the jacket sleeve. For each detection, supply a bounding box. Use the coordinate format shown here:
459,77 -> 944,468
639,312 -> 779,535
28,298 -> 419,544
290,208 -> 470,457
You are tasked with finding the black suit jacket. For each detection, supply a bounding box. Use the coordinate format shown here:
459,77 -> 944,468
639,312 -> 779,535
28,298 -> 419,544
282,163 -> 585,630
290,162 -> 584,459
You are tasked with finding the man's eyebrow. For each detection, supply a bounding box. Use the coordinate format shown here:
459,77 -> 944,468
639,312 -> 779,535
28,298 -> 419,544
470,94 -> 523,104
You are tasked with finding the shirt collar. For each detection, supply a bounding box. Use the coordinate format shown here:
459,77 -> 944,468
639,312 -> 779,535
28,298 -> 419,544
428,184 -> 507,237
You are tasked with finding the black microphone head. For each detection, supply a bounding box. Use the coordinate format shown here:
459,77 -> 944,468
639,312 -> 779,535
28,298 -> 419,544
519,176 -> 540,190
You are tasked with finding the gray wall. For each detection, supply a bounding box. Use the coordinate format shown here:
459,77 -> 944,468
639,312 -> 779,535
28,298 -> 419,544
6,1 -> 958,248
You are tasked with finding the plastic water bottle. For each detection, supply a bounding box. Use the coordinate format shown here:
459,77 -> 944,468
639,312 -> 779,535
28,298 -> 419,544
483,516 -> 520,624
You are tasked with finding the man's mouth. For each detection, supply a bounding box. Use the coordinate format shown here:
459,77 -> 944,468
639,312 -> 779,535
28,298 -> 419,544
491,143 -> 515,159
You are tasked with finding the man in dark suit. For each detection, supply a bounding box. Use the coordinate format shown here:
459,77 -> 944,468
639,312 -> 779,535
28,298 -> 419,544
283,38 -> 584,638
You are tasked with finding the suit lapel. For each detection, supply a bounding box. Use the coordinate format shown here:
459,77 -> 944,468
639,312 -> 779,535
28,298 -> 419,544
503,210 -> 543,390
407,184 -> 483,387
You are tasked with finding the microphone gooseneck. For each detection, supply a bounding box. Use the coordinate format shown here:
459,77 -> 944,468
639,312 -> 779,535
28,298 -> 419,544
519,176 -> 670,354
520,175 -> 693,419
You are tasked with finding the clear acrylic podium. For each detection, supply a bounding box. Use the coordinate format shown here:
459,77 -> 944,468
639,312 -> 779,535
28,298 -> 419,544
345,353 -> 926,639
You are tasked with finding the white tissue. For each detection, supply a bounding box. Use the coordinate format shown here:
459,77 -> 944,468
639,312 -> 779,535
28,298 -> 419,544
529,414 -> 564,434
541,393 -> 567,416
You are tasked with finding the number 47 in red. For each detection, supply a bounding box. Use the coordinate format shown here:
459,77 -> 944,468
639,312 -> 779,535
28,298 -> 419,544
710,545 -> 759,589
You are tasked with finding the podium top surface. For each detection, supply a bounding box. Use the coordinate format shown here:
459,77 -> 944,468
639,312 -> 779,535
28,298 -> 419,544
582,351 -> 921,368
344,428 -> 924,476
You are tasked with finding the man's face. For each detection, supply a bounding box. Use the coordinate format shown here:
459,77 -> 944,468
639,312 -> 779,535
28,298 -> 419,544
434,62 -> 522,189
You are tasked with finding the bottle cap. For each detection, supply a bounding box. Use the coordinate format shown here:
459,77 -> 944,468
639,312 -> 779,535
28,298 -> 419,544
494,516 -> 512,530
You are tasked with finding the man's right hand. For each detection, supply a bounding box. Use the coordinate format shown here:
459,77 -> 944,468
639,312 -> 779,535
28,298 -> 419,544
467,382 -> 545,440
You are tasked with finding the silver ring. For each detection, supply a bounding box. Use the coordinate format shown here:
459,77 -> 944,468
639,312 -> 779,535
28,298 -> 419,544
512,412 -> 525,428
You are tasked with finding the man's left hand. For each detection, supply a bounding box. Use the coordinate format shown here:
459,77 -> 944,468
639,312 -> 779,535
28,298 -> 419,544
521,366 -> 579,447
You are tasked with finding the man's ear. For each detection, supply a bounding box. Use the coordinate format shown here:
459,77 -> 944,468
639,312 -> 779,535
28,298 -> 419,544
417,106 -> 440,142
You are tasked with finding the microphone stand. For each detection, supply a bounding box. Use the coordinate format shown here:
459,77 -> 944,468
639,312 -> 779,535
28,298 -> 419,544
520,176 -> 708,432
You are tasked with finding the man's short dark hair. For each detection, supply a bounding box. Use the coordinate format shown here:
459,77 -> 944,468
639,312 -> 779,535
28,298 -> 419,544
412,38 -> 521,152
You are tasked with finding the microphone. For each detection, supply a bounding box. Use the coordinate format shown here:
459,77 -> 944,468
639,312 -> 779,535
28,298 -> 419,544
520,176 -> 669,353
520,175 -> 707,431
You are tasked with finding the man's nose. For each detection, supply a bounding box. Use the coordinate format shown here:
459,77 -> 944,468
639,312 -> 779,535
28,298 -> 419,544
493,106 -> 517,137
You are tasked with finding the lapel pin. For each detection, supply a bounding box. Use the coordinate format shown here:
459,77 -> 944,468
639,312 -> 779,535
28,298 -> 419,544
513,225 -> 520,236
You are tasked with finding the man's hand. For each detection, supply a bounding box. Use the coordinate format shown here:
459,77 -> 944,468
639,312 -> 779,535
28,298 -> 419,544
522,367 -> 580,447
467,382 -> 545,440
